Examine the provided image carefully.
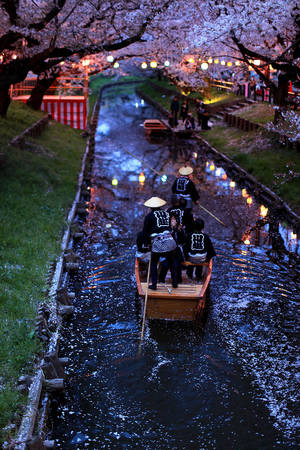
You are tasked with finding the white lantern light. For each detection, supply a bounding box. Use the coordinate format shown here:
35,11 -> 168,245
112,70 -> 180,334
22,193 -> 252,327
106,55 -> 114,62
141,62 -> 147,69
164,60 -> 170,67
150,61 -> 157,68
113,62 -> 119,68
201,62 -> 209,71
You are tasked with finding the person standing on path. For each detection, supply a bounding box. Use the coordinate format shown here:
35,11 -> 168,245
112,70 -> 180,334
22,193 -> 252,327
180,100 -> 189,122
170,96 -> 180,127
172,166 -> 200,210
142,197 -> 178,290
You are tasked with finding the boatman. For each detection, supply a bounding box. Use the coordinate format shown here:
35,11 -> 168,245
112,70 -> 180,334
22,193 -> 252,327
171,166 -> 200,210
183,218 -> 216,281
142,196 -> 178,290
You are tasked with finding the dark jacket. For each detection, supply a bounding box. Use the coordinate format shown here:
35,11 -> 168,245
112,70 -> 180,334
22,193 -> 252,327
180,103 -> 188,120
142,208 -> 171,240
184,231 -> 216,261
170,98 -> 179,113
172,176 -> 200,202
136,231 -> 151,253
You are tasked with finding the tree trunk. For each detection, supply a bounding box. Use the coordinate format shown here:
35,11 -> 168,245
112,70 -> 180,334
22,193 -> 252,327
27,68 -> 60,110
273,73 -> 290,124
0,87 -> 11,116
274,73 -> 289,107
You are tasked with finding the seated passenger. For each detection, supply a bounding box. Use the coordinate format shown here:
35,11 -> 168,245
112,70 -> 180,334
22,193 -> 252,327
184,218 -> 216,281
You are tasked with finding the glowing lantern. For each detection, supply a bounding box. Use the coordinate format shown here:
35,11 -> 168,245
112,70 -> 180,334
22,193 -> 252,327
247,196 -> 253,205
242,188 -> 248,198
60,61 -> 64,66
243,238 -> 251,245
150,61 -> 157,68
139,172 -> 145,184
193,152 -> 198,159
215,168 -> 221,176
290,232 -> 297,239
201,62 -> 209,71
222,173 -> 227,180
141,99 -> 144,105
221,60 -> 226,66
106,55 -> 114,62
188,57 -> 195,63
260,205 -> 268,217
161,174 -> 168,183
206,161 -> 209,167
141,62 -> 147,69
229,180 -> 236,188
227,61 -> 232,67
113,62 -> 119,68
208,58 -> 213,64
235,61 -> 241,66
214,59 -> 219,64
112,177 -> 118,186
164,60 -> 170,67
135,102 -> 139,108
253,60 -> 260,66
12,54 -> 17,60
82,59 -> 90,67
209,164 -> 215,171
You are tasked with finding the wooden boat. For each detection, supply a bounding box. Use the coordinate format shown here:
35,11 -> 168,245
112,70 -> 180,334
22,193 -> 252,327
143,119 -> 169,135
135,258 -> 212,322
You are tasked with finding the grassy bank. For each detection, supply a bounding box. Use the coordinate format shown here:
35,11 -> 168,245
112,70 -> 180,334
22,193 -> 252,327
0,101 -> 86,442
232,103 -> 274,124
202,126 -> 300,213
137,82 -> 300,214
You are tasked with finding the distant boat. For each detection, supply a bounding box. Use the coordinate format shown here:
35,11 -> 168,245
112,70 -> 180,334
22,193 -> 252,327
143,119 -> 169,135
135,258 -> 213,322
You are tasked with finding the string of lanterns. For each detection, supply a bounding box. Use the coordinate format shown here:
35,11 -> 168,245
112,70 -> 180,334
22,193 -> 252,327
105,54 -> 261,71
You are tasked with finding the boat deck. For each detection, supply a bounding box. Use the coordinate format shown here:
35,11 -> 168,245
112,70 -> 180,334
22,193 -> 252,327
140,282 -> 203,299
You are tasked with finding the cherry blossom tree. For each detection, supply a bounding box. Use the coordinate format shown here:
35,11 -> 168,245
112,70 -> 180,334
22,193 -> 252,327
0,0 -> 173,115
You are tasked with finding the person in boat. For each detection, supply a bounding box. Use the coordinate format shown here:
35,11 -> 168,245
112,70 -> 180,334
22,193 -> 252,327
184,218 -> 216,281
167,195 -> 194,232
142,196 -> 178,290
159,212 -> 185,284
135,231 -> 151,264
171,166 -> 200,210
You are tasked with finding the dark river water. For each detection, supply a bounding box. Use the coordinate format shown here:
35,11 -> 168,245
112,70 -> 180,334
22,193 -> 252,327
50,85 -> 299,449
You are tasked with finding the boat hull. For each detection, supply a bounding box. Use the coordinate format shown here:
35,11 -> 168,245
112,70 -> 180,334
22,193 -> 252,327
135,258 -> 212,321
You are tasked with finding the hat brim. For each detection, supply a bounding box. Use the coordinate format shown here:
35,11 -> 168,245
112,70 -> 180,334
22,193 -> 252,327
144,197 -> 166,208
179,166 -> 193,175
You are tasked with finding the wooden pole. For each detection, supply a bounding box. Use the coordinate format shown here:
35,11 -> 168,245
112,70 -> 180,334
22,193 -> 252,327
139,252 -> 152,350
197,203 -> 227,227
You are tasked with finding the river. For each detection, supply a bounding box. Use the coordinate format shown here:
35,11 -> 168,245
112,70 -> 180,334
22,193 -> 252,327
50,85 -> 299,449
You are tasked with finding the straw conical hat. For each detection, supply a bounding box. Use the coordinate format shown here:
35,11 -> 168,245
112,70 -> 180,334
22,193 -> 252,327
179,166 -> 193,175
144,197 -> 166,208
